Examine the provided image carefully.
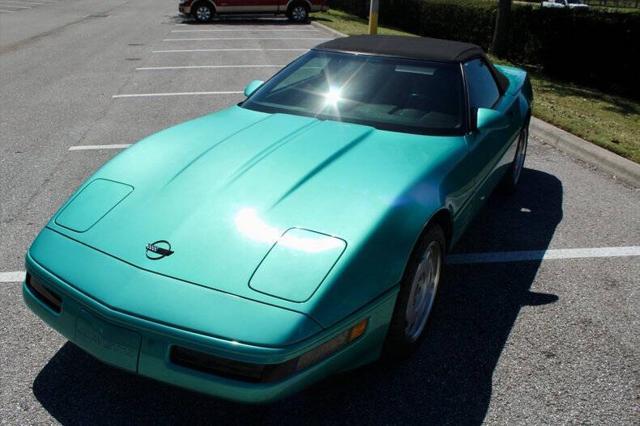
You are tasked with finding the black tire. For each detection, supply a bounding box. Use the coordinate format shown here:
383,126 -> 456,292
287,2 -> 309,23
192,1 -> 214,23
383,224 -> 446,358
501,121 -> 529,194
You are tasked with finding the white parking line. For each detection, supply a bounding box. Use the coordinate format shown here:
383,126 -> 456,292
171,29 -> 320,33
136,64 -> 283,71
163,37 -> 329,41
68,144 -> 131,151
0,271 -> 25,283
447,246 -> 640,265
113,91 -> 243,98
153,48 -> 308,53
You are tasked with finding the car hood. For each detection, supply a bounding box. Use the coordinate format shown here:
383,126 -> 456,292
47,106 -> 465,323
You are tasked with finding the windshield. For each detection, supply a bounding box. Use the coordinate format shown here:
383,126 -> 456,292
241,50 -> 465,135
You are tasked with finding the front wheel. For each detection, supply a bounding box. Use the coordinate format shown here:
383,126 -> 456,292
384,224 -> 445,358
287,3 -> 309,23
192,2 -> 214,23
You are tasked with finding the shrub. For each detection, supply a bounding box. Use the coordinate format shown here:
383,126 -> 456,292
327,0 -> 640,99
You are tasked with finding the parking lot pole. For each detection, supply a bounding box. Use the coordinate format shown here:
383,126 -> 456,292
368,0 -> 379,35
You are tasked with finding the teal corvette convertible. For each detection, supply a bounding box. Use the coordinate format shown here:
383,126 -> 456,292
24,36 -> 532,403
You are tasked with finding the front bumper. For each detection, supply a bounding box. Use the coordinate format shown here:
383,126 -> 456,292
23,250 -> 396,403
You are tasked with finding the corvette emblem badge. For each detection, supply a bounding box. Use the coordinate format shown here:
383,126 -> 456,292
146,240 -> 174,260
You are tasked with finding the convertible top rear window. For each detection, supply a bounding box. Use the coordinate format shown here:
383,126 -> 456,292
241,51 -> 465,136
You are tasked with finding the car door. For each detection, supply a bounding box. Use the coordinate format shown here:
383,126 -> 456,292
452,58 -> 520,237
215,0 -> 280,13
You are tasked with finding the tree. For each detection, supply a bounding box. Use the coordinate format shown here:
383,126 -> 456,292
492,0 -> 512,58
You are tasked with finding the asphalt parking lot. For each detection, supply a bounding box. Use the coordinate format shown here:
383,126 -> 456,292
0,0 -> 59,15
1,0 -> 639,424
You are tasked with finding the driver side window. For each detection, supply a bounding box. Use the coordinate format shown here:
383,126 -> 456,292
464,58 -> 500,110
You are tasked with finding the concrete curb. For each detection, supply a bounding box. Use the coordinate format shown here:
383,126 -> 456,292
310,20 -> 347,38
311,21 -> 640,188
530,117 -> 640,188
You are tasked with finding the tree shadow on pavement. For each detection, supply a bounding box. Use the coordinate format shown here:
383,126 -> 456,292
33,168 -> 563,425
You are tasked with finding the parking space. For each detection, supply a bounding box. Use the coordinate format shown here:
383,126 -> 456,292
71,23 -> 322,146
0,0 -> 638,423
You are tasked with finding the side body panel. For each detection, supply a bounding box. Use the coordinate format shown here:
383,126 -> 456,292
450,65 -> 531,245
195,0 -> 327,13
215,0 -> 281,13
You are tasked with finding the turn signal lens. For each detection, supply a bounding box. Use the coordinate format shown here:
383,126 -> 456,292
348,318 -> 368,342
295,318 -> 369,371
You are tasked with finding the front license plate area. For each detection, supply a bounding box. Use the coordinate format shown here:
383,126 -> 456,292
74,309 -> 141,372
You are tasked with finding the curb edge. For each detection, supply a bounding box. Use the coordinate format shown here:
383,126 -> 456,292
310,20 -> 347,38
530,117 -> 640,188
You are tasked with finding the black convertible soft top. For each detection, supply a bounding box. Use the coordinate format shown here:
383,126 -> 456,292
315,35 -> 509,93
315,35 -> 483,62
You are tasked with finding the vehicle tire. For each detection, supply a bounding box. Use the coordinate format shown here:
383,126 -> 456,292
383,224 -> 446,358
287,2 -> 309,23
501,120 -> 529,194
192,1 -> 214,23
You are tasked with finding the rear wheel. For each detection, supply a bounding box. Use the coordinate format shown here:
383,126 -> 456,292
287,3 -> 309,23
384,224 -> 445,358
501,122 -> 529,193
192,2 -> 214,23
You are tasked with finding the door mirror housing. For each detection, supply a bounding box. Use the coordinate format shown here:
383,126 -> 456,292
476,108 -> 510,131
244,80 -> 264,97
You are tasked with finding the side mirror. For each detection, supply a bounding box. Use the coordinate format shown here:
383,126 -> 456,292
476,108 -> 510,131
244,80 -> 264,97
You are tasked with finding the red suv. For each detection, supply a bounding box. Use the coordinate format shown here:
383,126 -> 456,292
179,0 -> 328,23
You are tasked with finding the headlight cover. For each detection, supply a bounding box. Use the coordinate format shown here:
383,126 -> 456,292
249,228 -> 347,303
55,179 -> 133,232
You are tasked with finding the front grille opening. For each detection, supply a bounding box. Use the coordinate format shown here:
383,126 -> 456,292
170,346 -> 296,383
26,273 -> 62,313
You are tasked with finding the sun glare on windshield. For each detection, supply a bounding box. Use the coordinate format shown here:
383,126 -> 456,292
324,87 -> 343,107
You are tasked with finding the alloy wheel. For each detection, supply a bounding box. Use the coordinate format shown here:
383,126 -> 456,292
195,5 -> 211,22
512,127 -> 528,186
405,240 -> 442,342
291,6 -> 307,22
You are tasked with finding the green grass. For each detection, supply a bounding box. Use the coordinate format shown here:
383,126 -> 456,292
312,9 -> 640,163
529,76 -> 640,162
313,9 -> 415,36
